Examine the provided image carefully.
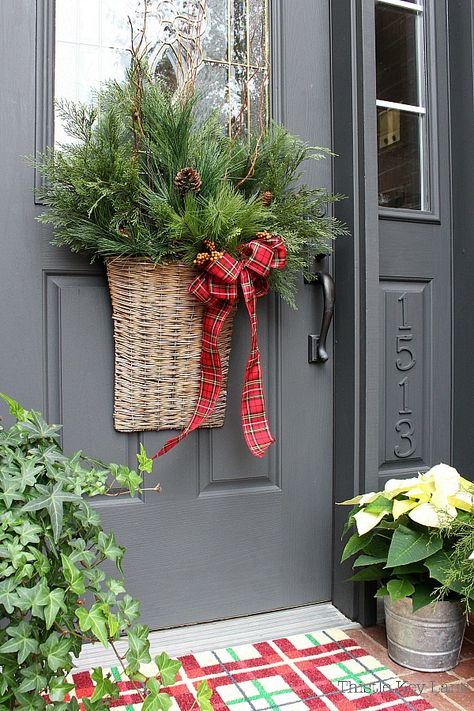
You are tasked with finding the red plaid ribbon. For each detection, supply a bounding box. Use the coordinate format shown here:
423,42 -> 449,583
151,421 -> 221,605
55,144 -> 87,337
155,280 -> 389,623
153,235 -> 286,459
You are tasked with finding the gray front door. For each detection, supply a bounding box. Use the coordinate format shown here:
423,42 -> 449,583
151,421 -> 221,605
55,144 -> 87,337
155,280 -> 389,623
0,0 -> 335,628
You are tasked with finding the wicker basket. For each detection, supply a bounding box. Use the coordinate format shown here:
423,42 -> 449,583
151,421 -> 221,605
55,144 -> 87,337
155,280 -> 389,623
106,258 -> 234,432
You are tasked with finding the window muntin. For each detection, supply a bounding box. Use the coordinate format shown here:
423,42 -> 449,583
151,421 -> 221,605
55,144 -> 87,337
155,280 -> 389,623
376,0 -> 428,211
54,0 -> 269,145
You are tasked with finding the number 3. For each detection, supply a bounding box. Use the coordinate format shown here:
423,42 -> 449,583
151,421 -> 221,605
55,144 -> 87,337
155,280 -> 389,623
394,419 -> 416,458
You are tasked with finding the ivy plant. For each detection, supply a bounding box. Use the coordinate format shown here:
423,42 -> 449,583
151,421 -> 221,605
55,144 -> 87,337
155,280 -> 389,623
0,394 -> 212,710
340,464 -> 474,613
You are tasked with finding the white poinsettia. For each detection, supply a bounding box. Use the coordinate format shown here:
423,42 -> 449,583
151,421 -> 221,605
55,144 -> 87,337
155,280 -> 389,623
340,462 -> 474,533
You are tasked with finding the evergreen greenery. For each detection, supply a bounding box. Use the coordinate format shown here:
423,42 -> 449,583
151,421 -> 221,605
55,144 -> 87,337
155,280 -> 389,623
35,68 -> 347,308
0,394 -> 211,710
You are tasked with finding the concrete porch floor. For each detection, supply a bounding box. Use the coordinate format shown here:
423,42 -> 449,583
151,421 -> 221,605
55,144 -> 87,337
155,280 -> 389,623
344,623 -> 474,711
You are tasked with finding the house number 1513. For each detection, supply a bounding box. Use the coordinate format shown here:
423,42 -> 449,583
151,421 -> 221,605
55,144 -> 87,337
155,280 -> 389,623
394,293 -> 416,459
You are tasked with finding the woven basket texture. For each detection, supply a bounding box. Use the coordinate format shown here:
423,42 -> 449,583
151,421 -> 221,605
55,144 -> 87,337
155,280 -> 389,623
106,258 -> 234,432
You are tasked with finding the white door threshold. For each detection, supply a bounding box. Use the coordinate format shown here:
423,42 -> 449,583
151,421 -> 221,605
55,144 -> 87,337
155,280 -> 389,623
74,603 -> 359,672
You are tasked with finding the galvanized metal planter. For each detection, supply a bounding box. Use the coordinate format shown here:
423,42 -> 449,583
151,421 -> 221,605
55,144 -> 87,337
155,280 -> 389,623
384,597 -> 465,672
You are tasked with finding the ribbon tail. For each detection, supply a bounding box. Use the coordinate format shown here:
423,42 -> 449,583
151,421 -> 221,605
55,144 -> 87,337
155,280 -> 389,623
152,301 -> 234,459
240,271 -> 275,458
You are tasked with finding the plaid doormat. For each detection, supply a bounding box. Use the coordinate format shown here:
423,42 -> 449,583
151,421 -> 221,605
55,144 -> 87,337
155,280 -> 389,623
65,629 -> 436,710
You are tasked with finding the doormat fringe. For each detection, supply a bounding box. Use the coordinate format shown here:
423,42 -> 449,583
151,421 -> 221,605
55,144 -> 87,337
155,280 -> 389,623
59,629 -> 435,710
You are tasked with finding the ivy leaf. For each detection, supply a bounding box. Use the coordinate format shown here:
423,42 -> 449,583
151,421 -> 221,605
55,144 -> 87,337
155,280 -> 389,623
375,585 -> 389,598
125,624 -> 151,673
61,553 -> 85,594
13,520 -> 43,546
17,459 -> 43,492
17,663 -> 48,694
386,578 -> 415,601
76,604 -> 110,647
106,577 -> 126,595
385,525 -> 443,568
12,691 -> 46,711
44,588 -> 67,629
0,621 -> 39,664
20,411 -> 62,441
97,531 -> 125,573
48,676 -> 76,702
118,594 -> 140,622
22,483 -> 82,542
0,392 -> 32,421
0,577 -> 19,614
155,651 -> 182,687
137,444 -> 153,474
142,678 -> 172,711
196,680 -> 213,711
0,473 -> 25,508
39,632 -> 73,672
16,579 -> 50,619
90,668 -> 120,702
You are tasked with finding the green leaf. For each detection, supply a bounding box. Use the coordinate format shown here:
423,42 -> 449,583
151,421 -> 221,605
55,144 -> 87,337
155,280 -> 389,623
76,604 -> 110,647
196,680 -> 213,711
17,663 -> 48,694
22,482 -> 81,542
385,525 -> 443,568
0,473 -> 25,508
411,583 -> 435,612
13,520 -> 43,545
16,580 -> 50,619
0,621 -> 39,664
341,532 -> 373,562
350,564 -> 386,582
39,632 -> 73,672
374,585 -> 389,598
106,577 -> 126,595
392,562 -> 427,575
44,588 -> 67,629
118,594 -> 140,622
353,551 -> 388,567
155,651 -> 182,686
142,682 -> 173,711
20,411 -> 62,440
386,578 -> 415,601
126,624 -> 151,673
48,676 -> 76,703
90,668 -> 120,702
97,531 -> 125,573
0,393 -> 32,421
0,577 -> 19,614
364,495 -> 393,515
61,553 -> 85,594
137,443 -> 153,474
341,505 -> 359,537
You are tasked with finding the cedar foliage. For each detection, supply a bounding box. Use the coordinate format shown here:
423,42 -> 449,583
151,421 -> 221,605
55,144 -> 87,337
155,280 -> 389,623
35,68 -> 347,307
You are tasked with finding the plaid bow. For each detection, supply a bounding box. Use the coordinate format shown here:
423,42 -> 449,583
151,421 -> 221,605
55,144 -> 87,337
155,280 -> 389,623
153,235 -> 286,459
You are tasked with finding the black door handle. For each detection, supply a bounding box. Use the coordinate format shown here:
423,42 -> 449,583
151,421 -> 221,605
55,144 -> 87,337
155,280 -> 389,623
308,257 -> 335,363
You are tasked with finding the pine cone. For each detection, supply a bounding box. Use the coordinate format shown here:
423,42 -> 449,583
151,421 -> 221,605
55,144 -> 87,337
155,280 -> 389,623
174,167 -> 202,194
260,190 -> 274,206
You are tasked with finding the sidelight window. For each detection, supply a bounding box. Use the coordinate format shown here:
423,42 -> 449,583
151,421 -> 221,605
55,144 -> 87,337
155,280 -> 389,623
376,0 -> 429,212
54,0 -> 269,144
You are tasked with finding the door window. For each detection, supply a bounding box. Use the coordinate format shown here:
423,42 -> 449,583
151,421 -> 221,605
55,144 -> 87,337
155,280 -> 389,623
55,0 -> 269,144
375,0 -> 429,211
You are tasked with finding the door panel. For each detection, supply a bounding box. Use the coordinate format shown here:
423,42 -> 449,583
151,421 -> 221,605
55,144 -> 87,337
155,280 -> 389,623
0,0 -> 335,627
377,0 -> 452,487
